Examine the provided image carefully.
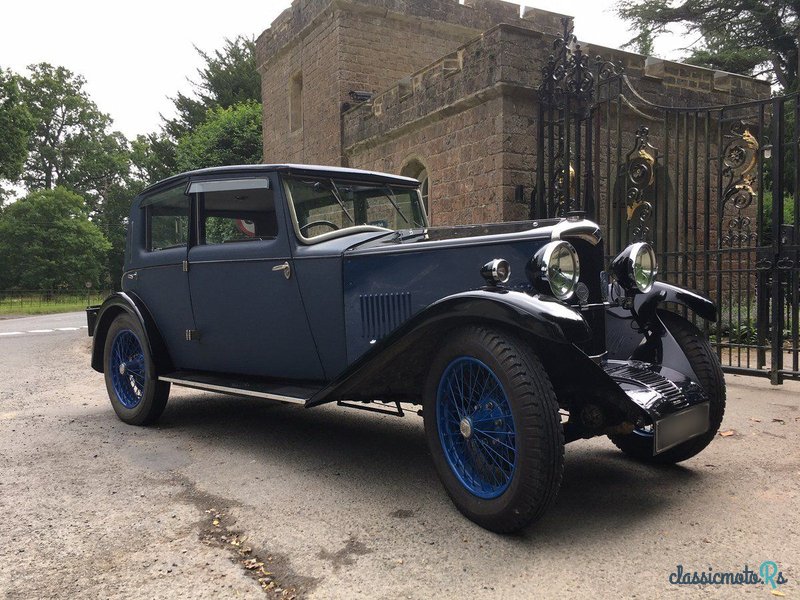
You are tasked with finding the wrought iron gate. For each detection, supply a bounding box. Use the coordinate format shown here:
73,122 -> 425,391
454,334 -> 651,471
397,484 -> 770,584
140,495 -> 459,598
534,20 -> 799,383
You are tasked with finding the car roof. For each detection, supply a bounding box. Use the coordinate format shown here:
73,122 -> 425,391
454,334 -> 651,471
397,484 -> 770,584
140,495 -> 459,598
138,164 -> 420,197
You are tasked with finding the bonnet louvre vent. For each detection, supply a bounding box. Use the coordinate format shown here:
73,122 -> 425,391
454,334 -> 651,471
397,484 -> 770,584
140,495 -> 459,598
360,293 -> 412,340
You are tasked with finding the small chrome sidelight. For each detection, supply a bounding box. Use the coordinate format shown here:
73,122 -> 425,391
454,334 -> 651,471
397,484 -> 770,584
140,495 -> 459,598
480,259 -> 511,286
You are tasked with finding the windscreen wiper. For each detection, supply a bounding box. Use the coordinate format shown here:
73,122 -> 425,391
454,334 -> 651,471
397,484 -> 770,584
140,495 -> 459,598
381,185 -> 411,226
328,180 -> 355,224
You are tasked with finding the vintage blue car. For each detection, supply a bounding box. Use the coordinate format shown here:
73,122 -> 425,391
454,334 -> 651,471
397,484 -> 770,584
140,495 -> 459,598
87,164 -> 725,532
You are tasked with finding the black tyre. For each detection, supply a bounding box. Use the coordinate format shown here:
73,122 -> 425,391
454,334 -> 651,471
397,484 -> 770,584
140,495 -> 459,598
610,310 -> 726,464
103,312 -> 170,425
423,326 -> 564,533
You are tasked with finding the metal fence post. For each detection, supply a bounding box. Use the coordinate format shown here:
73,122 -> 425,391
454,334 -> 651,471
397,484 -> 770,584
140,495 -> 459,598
770,97 -> 785,384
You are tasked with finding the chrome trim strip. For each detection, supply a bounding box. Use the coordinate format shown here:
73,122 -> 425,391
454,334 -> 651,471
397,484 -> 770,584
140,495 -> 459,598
187,177 -> 270,194
158,376 -> 307,404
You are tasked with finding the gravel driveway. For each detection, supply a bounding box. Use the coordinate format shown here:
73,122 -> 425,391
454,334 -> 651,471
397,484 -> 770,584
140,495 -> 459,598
0,313 -> 797,598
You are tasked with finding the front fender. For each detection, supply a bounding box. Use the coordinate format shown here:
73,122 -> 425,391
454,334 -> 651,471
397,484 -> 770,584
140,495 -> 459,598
634,281 -> 717,322
90,292 -> 173,374
306,289 -> 590,407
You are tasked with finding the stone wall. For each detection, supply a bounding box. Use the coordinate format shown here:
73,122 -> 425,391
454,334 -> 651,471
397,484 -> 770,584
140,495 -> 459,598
259,1 -> 341,164
258,0 -> 772,231
256,0 -> 568,165
341,24 -> 548,224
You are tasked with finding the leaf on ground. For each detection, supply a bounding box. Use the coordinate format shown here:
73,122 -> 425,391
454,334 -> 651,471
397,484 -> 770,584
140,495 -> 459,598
242,558 -> 264,570
770,590 -> 785,597
212,518 -> 220,527
719,430 -> 735,437
772,418 -> 785,424
749,417 -> 761,422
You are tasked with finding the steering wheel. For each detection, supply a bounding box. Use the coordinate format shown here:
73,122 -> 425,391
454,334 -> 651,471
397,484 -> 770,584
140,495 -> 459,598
300,220 -> 340,234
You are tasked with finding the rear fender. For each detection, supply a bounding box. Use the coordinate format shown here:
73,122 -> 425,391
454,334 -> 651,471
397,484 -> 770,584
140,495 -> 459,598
306,289 -> 591,407
90,292 -> 173,374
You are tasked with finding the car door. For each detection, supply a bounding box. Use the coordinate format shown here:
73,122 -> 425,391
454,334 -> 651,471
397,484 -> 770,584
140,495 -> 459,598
185,176 -> 325,380
125,181 -> 197,369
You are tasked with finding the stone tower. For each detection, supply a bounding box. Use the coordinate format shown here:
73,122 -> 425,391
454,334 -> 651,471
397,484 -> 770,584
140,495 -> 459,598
257,0 -> 769,225
256,0 -> 564,165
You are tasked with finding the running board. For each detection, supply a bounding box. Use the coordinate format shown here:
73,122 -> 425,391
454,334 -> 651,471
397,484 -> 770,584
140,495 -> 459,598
159,371 -> 322,405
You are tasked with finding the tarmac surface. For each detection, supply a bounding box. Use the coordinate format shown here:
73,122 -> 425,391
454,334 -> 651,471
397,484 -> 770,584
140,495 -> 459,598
0,312 -> 797,599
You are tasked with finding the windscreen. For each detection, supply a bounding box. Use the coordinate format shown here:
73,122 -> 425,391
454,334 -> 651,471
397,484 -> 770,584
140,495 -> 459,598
284,175 -> 426,240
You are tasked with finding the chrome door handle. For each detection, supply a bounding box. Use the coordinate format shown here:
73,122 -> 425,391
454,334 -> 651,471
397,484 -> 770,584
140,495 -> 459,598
272,261 -> 291,279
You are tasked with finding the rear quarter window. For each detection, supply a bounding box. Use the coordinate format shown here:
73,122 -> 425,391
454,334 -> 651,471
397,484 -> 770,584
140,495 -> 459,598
142,185 -> 190,252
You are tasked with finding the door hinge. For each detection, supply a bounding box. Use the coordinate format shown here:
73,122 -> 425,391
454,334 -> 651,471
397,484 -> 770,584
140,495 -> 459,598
185,329 -> 200,341
182,260 -> 189,272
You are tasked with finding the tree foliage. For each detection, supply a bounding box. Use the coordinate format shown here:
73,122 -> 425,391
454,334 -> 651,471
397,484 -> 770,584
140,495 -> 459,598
96,180 -> 146,290
0,68 -> 33,184
130,132 -> 178,184
1,36 -> 264,292
134,36 -> 260,186
164,36 -> 260,139
0,187 -> 111,290
617,0 -> 799,91
176,101 -> 262,171
19,63 -> 130,203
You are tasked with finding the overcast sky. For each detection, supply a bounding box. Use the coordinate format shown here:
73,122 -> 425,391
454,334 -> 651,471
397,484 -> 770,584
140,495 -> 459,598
0,1 -> 687,139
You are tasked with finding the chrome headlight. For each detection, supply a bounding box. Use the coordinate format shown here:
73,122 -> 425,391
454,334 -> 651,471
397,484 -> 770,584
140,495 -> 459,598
527,241 -> 580,300
611,242 -> 657,293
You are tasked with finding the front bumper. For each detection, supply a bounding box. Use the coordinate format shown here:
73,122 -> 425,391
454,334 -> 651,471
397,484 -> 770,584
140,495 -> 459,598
603,359 -> 710,454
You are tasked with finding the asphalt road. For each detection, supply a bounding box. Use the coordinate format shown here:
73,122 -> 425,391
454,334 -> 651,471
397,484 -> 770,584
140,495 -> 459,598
1,312 -> 797,599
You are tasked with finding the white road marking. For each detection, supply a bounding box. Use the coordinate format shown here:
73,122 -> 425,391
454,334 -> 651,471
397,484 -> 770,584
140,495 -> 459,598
0,322 -> 86,338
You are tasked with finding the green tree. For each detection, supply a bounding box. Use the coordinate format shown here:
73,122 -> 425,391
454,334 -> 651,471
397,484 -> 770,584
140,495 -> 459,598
616,0 -> 799,91
19,63 -> 130,204
133,37 -> 260,186
164,36 -> 260,140
94,180 -> 145,290
0,187 -> 111,290
130,132 -> 178,184
0,68 -> 33,181
176,101 -> 262,171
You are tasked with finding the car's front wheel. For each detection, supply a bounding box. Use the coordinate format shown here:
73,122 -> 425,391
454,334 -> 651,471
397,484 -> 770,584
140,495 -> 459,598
423,326 -> 564,533
103,313 -> 170,425
609,310 -> 726,464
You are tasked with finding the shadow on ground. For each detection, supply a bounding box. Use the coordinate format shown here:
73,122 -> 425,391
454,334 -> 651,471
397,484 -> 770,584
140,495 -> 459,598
100,391 -> 707,544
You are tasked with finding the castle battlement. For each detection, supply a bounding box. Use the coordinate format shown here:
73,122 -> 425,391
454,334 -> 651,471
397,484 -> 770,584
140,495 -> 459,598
257,0 -> 570,71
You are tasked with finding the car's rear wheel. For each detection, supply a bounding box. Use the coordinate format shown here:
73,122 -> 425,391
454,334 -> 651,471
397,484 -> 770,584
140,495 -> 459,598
610,310 -> 726,464
423,326 -> 563,533
103,313 -> 170,425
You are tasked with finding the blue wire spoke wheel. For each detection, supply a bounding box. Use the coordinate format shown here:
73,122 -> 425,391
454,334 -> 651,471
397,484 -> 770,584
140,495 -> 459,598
109,329 -> 147,409
436,356 -> 517,499
424,327 -> 563,532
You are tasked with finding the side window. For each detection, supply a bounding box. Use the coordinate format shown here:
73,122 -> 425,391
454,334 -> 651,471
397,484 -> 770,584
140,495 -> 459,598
143,184 -> 190,252
199,184 -> 278,245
